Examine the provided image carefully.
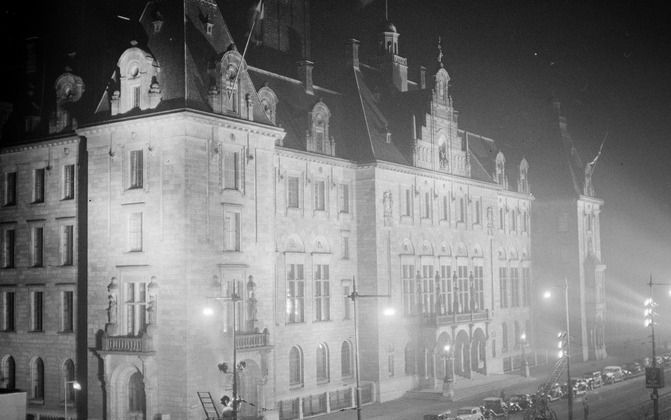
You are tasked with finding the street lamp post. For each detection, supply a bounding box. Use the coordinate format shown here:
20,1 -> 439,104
520,332 -> 529,377
644,275 -> 671,420
205,288 -> 242,420
64,380 -> 81,420
544,278 -> 573,420
442,344 -> 455,400
347,276 -> 393,420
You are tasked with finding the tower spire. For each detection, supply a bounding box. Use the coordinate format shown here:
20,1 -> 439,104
437,36 -> 444,68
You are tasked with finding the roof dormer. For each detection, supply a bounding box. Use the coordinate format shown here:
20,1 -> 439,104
110,42 -> 161,116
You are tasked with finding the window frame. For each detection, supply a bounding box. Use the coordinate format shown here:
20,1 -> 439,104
33,168 -> 45,204
223,206 -> 242,252
61,290 -> 74,333
63,164 -> 75,200
128,212 -> 143,252
3,171 -> 17,206
314,263 -> 330,322
60,224 -> 74,266
289,346 -> 304,387
31,291 -> 44,332
286,261 -> 305,324
128,149 -> 144,190
2,291 -> 15,332
31,225 -> 44,267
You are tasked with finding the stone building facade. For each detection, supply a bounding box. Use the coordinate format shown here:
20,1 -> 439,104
0,1 -> 537,419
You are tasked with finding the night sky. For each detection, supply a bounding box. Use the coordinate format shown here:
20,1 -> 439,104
309,0 -> 671,343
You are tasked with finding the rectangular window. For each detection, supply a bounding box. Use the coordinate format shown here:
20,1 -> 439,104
402,264 -> 416,315
63,164 -> 75,199
2,291 -> 15,331
4,172 -> 16,206
223,151 -> 240,190
402,188 -> 412,217
421,264 -> 434,314
32,227 -> 44,267
129,150 -> 143,189
511,209 -> 517,232
286,263 -> 305,323
343,285 -> 351,320
522,211 -> 529,233
314,264 -> 330,321
422,192 -> 431,219
128,213 -> 143,252
62,291 -> 74,332
510,267 -> 520,307
473,265 -> 484,311
33,168 -> 45,203
341,235 -> 350,259
125,281 -> 147,335
338,184 -> 350,213
499,207 -> 505,230
500,267 -> 508,308
133,85 -> 141,109
314,180 -> 325,211
223,210 -> 241,251
459,197 -> 465,222
287,176 -> 300,209
61,225 -> 74,265
388,349 -> 395,377
474,200 -> 481,225
522,267 -> 531,307
3,229 -> 15,268
32,291 -> 43,332
441,196 -> 449,221
440,265 -> 452,314
457,265 -> 468,313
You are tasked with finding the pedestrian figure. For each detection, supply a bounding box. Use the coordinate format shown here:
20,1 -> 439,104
583,396 -> 589,420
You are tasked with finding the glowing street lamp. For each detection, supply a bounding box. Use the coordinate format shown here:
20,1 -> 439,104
544,278 -> 573,420
520,332 -> 529,377
64,380 -> 81,420
442,344 -> 455,400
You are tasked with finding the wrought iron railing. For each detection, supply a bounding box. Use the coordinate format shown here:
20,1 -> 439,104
421,309 -> 490,326
235,331 -> 270,349
102,334 -> 153,353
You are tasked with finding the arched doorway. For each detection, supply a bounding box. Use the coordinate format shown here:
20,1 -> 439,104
455,330 -> 470,378
237,359 -> 262,420
128,371 -> 146,420
436,332 -> 451,380
471,328 -> 487,374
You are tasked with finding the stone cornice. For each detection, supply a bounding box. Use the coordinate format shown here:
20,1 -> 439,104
0,135 -> 81,154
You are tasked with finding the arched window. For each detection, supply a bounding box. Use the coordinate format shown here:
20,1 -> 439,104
257,86 -> 278,124
316,343 -> 329,383
341,341 -> 353,377
1,356 -> 15,390
308,102 -> 332,155
31,358 -> 44,401
63,359 -> 76,403
501,323 -> 509,353
108,45 -> 161,116
128,371 -> 146,417
289,346 -> 303,386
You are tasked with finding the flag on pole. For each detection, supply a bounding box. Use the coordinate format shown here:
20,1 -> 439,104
229,0 -> 264,100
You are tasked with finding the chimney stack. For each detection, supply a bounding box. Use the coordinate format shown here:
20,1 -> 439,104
419,66 -> 426,89
297,59 -> 314,95
346,39 -> 360,69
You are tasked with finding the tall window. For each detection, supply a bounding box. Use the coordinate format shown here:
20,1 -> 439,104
4,172 -> 16,206
522,267 -> 531,306
499,207 -> 505,230
473,266 -> 484,311
125,281 -> 147,336
2,292 -> 15,331
457,265 -> 469,313
287,176 -> 300,208
511,209 -> 517,232
63,164 -> 75,200
61,225 -> 74,265
132,85 -> 141,109
499,267 -> 508,308
402,188 -> 412,217
223,151 -> 240,190
458,197 -> 465,222
63,359 -> 75,403
33,168 -> 45,203
510,267 -> 520,307
31,358 -> 44,401
31,291 -> 43,331
422,192 -> 431,219
421,264 -> 434,314
128,213 -> 143,252
341,341 -> 353,377
522,211 -> 529,233
3,229 -> 15,268
441,196 -> 449,221
128,371 -> 146,416
286,263 -> 305,323
387,347 -> 395,377
341,234 -> 350,259
223,209 -> 241,251
316,343 -> 329,383
62,291 -> 74,332
314,264 -> 330,321
289,346 -> 303,386
32,227 -> 44,267
1,356 -> 15,389
440,264 -> 452,314
129,150 -> 143,189
314,180 -> 325,211
402,264 -> 416,315
404,344 -> 416,375
474,200 -> 481,225
338,184 -> 349,213
501,323 -> 509,353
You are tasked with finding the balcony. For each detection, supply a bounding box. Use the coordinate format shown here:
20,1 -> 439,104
421,309 -> 490,327
101,333 -> 154,353
235,330 -> 270,350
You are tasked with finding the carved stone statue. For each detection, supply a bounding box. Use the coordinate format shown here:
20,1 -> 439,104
583,134 -> 606,197
106,277 -> 118,334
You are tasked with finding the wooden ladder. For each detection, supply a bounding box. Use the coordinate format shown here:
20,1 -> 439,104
197,391 -> 221,420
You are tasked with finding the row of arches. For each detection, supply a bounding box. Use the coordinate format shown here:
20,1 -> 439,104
288,341 -> 354,387
1,355 -> 75,402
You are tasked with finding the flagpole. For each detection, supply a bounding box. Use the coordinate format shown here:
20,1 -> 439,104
229,0 -> 263,99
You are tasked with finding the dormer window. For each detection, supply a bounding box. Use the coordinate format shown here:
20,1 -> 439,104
108,45 -> 162,116
257,86 -> 278,124
307,101 -> 333,155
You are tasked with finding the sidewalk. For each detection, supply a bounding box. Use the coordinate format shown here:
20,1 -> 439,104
317,355 -> 627,420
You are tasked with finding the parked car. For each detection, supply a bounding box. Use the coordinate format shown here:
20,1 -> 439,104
542,383 -> 564,401
508,393 -> 533,409
454,406 -> 484,420
482,397 -> 508,418
602,365 -> 625,384
570,378 -> 590,395
583,371 -> 603,388
623,361 -> 642,375
423,410 -> 454,420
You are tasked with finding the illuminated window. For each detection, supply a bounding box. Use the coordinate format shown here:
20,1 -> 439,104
314,264 -> 330,321
289,346 -> 304,386
129,150 -> 143,189
63,164 -> 75,199
316,343 -> 329,383
286,264 -> 305,323
128,213 -> 143,252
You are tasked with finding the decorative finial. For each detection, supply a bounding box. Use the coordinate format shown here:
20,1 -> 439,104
437,36 -> 444,68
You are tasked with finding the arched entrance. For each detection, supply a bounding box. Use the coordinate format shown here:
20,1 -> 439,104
455,330 -> 470,378
470,328 -> 487,375
436,332 -> 452,380
237,359 -> 262,420
128,371 -> 146,420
